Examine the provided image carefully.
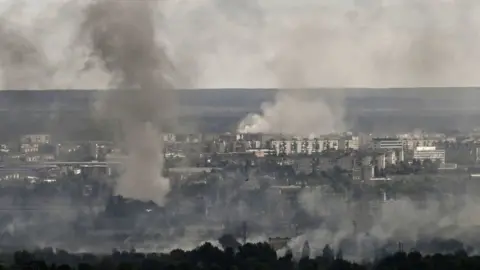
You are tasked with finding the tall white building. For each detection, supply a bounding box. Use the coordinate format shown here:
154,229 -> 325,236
269,134 -> 359,156
403,138 -> 439,150
371,138 -> 405,162
271,139 -> 324,155
371,138 -> 404,150
413,146 -> 445,164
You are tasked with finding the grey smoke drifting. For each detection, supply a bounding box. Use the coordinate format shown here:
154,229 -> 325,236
288,189 -> 480,261
78,0 -> 173,206
1,1 -> 480,89
3,0 -> 480,255
0,20 -> 51,90
230,0 -> 480,135
237,92 -> 345,135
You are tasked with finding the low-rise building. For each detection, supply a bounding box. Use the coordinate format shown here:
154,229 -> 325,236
20,134 -> 51,144
361,165 -> 374,181
162,133 -> 176,143
385,150 -> 396,165
20,143 -> 39,153
0,167 -> 38,181
0,144 -> 9,153
294,157 -> 313,175
24,153 -> 55,162
476,147 -> 480,163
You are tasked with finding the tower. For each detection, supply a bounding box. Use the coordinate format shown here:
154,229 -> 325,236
301,240 -> 311,258
241,221 -> 247,244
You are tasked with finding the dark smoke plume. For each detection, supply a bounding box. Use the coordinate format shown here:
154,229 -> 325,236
78,0 -> 175,206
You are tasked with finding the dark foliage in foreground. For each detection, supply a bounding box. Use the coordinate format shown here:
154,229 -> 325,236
0,242 -> 479,270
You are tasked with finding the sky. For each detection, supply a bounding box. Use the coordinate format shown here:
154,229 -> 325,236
0,0 -> 479,89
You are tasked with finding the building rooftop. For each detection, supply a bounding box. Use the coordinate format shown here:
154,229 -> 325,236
168,167 -> 218,174
415,146 -> 438,151
372,137 -> 401,141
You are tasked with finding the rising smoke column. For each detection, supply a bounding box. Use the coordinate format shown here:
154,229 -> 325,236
233,1 -> 480,135
237,91 -> 344,136
79,0 -> 174,206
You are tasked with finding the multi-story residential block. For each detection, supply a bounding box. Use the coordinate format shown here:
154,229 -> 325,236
268,134 -> 359,156
413,146 -> 446,164
319,135 -> 340,150
339,136 -> 360,150
371,138 -> 404,150
270,140 -> 292,155
404,138 -> 439,150
270,139 -> 323,155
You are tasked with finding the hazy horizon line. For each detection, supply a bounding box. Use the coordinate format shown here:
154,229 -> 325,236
2,87 -> 480,91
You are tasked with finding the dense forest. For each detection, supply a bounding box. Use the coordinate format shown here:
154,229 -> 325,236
1,240 -> 479,270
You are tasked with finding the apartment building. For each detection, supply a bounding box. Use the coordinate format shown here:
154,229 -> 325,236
270,139 -> 331,155
371,138 -> 404,150
413,146 -> 446,164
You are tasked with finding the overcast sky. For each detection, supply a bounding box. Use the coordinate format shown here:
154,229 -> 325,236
0,0 -> 478,89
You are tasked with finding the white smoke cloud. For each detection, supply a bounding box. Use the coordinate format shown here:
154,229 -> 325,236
237,92 -> 344,135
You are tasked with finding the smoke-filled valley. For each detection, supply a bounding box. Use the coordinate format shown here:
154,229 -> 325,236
3,162 -> 480,261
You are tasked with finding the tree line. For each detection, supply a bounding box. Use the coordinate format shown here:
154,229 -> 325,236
1,241 -> 479,270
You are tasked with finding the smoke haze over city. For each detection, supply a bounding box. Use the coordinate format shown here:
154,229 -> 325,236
3,0 -> 480,264
2,0 -> 479,135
